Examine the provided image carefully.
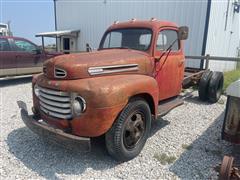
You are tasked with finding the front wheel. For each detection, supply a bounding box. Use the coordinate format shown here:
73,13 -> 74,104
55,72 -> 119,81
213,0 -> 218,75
105,98 -> 151,161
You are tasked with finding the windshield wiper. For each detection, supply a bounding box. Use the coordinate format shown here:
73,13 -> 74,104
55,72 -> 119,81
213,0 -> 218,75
99,46 -> 131,50
118,46 -> 130,49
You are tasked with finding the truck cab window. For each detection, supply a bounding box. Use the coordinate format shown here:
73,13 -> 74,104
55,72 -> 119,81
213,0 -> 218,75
157,30 -> 179,51
103,32 -> 122,48
14,40 -> 37,53
139,34 -> 151,50
0,38 -> 10,51
100,28 -> 152,51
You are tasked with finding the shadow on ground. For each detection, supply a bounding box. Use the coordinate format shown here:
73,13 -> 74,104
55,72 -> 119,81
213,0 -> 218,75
150,117 -> 170,137
7,127 -> 116,179
0,76 -> 32,87
181,90 -> 213,105
6,117 -> 169,179
169,111 -> 239,179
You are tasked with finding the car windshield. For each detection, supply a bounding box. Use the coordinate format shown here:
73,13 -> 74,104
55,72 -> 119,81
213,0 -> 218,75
100,28 -> 152,51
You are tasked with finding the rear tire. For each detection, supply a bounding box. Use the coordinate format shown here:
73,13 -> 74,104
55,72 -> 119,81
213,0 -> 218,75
208,71 -> 224,103
198,70 -> 213,101
105,98 -> 151,162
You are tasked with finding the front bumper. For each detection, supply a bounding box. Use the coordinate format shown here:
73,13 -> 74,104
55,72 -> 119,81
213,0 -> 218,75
17,101 -> 91,152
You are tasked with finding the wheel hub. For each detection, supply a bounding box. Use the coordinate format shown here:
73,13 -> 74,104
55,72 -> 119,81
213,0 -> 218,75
123,112 -> 145,149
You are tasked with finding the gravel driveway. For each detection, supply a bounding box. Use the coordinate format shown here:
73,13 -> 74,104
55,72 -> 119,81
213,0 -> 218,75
0,76 -> 239,179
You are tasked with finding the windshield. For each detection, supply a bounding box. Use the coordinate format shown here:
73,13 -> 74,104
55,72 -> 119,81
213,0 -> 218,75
100,28 -> 152,51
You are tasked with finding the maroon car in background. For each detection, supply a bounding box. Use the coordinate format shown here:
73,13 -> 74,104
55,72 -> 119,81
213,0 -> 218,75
0,36 -> 60,77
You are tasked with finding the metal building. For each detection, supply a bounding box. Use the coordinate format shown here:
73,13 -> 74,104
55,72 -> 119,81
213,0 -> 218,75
51,0 -> 239,71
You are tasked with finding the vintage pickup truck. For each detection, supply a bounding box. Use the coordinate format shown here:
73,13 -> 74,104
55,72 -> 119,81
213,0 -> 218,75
19,19 -> 224,161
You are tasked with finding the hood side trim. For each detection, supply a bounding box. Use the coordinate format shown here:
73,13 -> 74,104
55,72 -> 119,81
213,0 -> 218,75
88,64 -> 138,75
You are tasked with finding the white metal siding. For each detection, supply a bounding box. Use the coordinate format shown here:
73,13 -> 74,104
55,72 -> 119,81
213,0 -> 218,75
206,0 -> 240,72
56,0 -> 208,68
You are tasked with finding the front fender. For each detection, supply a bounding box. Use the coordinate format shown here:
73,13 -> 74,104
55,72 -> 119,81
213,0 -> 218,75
75,74 -> 159,110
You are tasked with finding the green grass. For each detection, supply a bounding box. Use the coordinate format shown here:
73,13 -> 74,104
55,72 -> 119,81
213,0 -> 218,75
154,153 -> 177,165
223,68 -> 240,91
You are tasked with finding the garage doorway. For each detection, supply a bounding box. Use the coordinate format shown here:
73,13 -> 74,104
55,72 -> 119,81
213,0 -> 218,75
63,38 -> 70,54
62,37 -> 77,54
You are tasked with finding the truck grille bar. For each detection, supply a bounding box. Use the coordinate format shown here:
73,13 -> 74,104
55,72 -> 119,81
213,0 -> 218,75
38,86 -> 72,119
88,64 -> 138,75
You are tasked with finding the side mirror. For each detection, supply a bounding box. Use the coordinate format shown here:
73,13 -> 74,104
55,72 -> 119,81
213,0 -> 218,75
178,26 -> 189,40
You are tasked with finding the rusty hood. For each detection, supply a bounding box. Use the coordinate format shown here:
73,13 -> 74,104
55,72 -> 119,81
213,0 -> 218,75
43,49 -> 153,79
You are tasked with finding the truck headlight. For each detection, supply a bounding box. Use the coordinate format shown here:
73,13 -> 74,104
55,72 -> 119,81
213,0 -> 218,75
34,84 -> 40,97
72,96 -> 86,116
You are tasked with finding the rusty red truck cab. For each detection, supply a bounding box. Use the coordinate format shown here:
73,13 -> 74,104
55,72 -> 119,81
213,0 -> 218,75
19,19 -> 223,161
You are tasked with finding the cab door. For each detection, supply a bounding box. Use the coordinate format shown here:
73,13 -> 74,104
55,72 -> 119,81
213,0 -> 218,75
154,28 -> 185,101
0,38 -> 17,76
13,39 -> 42,75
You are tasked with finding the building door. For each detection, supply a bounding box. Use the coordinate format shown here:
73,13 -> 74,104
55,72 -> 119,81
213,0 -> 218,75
61,37 -> 77,54
63,38 -> 70,54
155,28 -> 185,101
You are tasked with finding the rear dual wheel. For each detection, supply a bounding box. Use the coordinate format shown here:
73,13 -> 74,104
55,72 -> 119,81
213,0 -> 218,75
105,98 -> 151,161
208,71 -> 224,103
198,71 -> 224,103
198,70 -> 213,101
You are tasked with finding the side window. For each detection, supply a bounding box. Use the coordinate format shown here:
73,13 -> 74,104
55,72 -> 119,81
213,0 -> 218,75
157,30 -> 179,51
14,40 -> 37,53
0,38 -> 11,51
156,33 -> 167,50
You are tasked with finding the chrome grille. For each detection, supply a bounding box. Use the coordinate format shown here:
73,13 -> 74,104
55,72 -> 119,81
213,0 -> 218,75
38,86 -> 72,119
55,68 -> 67,78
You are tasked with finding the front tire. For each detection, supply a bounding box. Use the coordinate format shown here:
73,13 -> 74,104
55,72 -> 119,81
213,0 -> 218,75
105,98 -> 151,161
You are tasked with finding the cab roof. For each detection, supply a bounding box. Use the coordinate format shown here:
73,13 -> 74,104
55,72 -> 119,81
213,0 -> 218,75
107,19 -> 178,31
0,36 -> 38,46
0,36 -> 29,41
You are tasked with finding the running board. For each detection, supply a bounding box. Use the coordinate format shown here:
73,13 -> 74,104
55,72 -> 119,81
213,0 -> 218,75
157,97 -> 184,117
